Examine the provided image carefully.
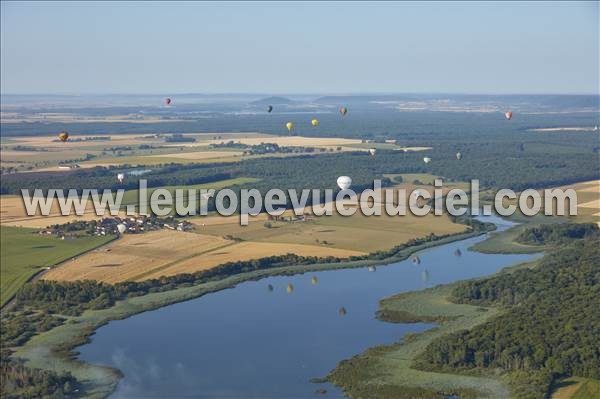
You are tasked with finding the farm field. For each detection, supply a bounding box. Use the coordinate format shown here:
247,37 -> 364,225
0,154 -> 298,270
505,179 -> 599,225
0,226 -> 114,306
41,229 -> 364,283
0,194 -> 129,228
193,209 -> 465,253
0,132 -> 374,171
118,176 -> 261,207
0,177 -> 260,227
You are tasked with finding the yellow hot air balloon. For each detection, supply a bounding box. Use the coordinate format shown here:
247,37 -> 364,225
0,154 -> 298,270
311,276 -> 318,285
311,119 -> 319,127
286,122 -> 294,133
286,283 -> 294,293
58,131 -> 69,142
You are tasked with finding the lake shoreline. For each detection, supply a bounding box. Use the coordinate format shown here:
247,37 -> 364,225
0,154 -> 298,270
324,226 -> 544,399
13,227 -> 490,399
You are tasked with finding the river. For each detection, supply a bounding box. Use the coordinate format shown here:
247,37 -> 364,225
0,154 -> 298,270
77,216 -> 539,398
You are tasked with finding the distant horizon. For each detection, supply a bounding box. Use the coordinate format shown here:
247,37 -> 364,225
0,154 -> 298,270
2,91 -> 599,97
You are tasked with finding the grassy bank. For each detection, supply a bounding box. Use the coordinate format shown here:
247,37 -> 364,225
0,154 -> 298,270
470,213 -> 559,254
325,277 -> 531,399
10,227 -> 486,398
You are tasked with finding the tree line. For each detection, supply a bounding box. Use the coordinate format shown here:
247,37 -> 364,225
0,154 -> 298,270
415,224 -> 600,399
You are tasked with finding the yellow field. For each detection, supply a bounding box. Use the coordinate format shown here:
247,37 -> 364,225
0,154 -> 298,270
1,132 -> 367,171
0,195 -> 128,228
41,229 -> 363,283
150,150 -> 244,160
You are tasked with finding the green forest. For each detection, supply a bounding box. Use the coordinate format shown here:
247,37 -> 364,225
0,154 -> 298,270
415,224 -> 600,399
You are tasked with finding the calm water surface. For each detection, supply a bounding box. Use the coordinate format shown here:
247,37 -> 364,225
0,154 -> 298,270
78,216 -> 539,398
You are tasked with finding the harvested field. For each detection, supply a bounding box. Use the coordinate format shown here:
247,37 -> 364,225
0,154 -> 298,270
42,229 -> 364,283
0,195 -> 128,228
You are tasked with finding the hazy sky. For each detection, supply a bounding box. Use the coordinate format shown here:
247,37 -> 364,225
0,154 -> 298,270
1,1 -> 598,94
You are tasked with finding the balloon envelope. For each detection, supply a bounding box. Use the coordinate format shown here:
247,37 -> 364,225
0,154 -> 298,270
369,148 -> 377,156
286,122 -> 294,132
165,98 -> 172,105
505,111 -> 513,120
117,173 -> 125,183
311,119 -> 319,127
337,176 -> 352,190
58,131 -> 69,142
456,152 -> 462,160
423,157 -> 432,164
117,224 -> 126,234
339,107 -> 348,116
286,283 -> 294,293
311,276 -> 318,285
267,105 -> 273,113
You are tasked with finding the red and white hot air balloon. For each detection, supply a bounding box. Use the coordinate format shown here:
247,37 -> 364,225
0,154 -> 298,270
504,111 -> 513,120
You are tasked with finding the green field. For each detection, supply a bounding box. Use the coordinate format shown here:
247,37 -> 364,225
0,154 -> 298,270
119,177 -> 261,206
0,226 -> 114,307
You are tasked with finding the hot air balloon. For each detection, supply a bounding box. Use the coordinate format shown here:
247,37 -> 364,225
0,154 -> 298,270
58,131 -> 69,142
423,157 -> 432,164
117,224 -> 127,234
165,98 -> 172,106
504,111 -> 513,120
286,122 -> 294,133
338,307 -> 347,316
369,148 -> 377,156
368,266 -> 376,272
454,248 -> 462,257
311,119 -> 319,127
411,255 -> 421,265
337,176 -> 352,190
339,107 -> 348,116
117,173 -> 125,184
267,105 -> 273,113
311,276 -> 318,285
267,284 -> 274,292
456,152 -> 462,161
286,283 -> 294,294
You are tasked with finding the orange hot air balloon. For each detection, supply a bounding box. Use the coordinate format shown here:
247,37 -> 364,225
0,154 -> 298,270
165,98 -> 172,106
339,107 -> 348,116
504,111 -> 513,120
58,131 -> 69,142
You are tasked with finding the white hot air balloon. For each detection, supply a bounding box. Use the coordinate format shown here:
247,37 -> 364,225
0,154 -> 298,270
117,223 -> 127,234
117,173 -> 125,183
368,148 -> 377,156
423,157 -> 432,164
337,176 -> 352,190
